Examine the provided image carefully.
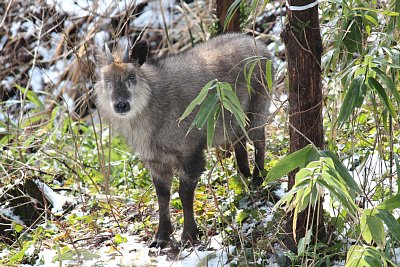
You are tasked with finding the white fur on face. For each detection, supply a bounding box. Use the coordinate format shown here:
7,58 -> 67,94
97,65 -> 151,119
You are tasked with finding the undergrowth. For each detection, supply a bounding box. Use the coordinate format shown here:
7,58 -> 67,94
1,0 -> 400,266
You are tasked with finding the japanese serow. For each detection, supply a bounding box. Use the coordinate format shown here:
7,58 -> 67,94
94,33 -> 272,248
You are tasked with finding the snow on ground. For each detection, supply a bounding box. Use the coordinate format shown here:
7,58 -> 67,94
45,0 -> 146,17
28,235 -> 235,267
34,179 -> 76,215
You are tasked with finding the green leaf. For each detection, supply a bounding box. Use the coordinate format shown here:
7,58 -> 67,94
363,14 -> 379,27
207,105 -> 220,148
377,209 -> 400,243
353,7 -> 399,16
186,93 -> 219,134
220,83 -> 246,114
14,224 -> 24,233
114,233 -> 127,245
346,245 -> 384,267
342,15 -> 363,54
316,174 -> 359,217
10,241 -> 33,262
266,145 -> 319,184
338,75 -> 365,127
245,60 -> 257,93
297,229 -> 312,256
15,84 -> 44,109
196,93 -> 219,129
360,209 -> 385,249
395,154 -> 400,193
320,150 -> 362,195
265,60 -> 273,91
224,0 -> 241,30
236,209 -> 248,223
371,67 -> 400,105
376,194 -> 400,211
179,79 -> 216,122
368,77 -> 397,118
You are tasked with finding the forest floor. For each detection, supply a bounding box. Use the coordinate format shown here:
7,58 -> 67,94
2,0 -> 400,266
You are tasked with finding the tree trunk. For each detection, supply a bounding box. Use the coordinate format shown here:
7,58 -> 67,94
281,0 -> 325,253
216,0 -> 240,33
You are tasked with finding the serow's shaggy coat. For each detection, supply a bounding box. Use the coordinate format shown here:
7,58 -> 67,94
95,33 -> 272,248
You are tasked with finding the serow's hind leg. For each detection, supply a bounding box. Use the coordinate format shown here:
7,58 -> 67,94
234,140 -> 251,178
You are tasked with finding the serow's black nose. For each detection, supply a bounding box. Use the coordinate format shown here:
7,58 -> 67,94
114,101 -> 131,114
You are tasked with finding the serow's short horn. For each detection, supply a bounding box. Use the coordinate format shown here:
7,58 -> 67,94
105,44 -> 113,64
122,44 -> 129,63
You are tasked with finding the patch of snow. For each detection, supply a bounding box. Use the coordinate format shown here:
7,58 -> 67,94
45,0 -> 90,17
30,67 -> 44,92
332,260 -> 346,267
393,247 -> 400,263
94,30 -> 110,47
10,21 -> 21,37
0,208 -> 26,225
0,249 -> 9,259
34,179 -> 76,214
37,45 -> 54,62
62,92 -> 75,110
43,64 -> 62,85
21,20 -> 36,39
45,0 -> 148,17
0,35 -> 8,50
1,76 -> 15,91
273,182 -> 287,199
133,0 -> 175,28
32,234 -> 236,267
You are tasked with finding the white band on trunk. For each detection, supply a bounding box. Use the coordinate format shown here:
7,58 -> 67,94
286,0 -> 319,11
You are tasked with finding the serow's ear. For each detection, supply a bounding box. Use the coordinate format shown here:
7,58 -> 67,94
129,40 -> 149,66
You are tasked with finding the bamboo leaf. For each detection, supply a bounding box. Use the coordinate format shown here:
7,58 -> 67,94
353,7 -> 399,16
186,93 -> 219,135
266,145 -> 318,183
371,66 -> 400,105
179,80 -> 216,122
220,83 -> 245,112
15,84 -> 44,109
265,60 -> 273,91
395,154 -> 400,193
224,0 -> 242,30
368,77 -> 397,118
377,209 -> 400,243
376,194 -> 400,211
194,93 -> 219,129
360,209 -> 385,249
338,75 -> 365,127
342,15 -> 363,54
245,60 -> 257,94
320,150 -> 362,195
206,105 -> 220,148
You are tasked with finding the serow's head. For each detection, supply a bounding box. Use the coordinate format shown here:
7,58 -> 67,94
95,40 -> 149,116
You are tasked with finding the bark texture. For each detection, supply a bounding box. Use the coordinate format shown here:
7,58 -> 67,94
281,0 -> 325,253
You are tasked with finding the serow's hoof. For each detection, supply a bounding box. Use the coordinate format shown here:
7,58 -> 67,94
149,228 -> 173,249
181,229 -> 199,247
149,239 -> 169,249
251,175 -> 264,189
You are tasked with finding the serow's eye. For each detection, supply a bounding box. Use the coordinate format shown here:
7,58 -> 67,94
129,74 -> 135,81
104,77 -> 110,83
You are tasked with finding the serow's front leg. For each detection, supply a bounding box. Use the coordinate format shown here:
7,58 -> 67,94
149,167 -> 173,248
